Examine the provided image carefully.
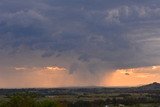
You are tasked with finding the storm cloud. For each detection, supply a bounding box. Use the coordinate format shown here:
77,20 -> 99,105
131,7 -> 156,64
0,0 -> 160,78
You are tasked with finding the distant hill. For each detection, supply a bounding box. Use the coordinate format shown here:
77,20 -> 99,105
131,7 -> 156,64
0,82 -> 160,95
138,82 -> 160,90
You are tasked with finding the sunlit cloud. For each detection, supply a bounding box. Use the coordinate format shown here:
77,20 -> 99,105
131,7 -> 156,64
44,66 -> 67,71
152,66 -> 158,70
14,67 -> 26,71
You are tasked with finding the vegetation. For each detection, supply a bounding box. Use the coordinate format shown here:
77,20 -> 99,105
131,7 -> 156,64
0,92 -> 159,107
0,83 -> 160,107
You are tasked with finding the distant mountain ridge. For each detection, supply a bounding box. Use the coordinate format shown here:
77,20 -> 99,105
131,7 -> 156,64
138,82 -> 160,90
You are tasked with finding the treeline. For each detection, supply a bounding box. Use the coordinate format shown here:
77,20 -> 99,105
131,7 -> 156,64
0,92 -> 105,107
105,93 -> 160,106
0,92 -> 160,107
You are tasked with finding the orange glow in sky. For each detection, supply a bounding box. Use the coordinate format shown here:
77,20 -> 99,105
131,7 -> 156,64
102,66 -> 160,87
0,65 -> 160,88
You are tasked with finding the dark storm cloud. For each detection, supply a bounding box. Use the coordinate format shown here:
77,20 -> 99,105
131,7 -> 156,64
0,0 -> 160,73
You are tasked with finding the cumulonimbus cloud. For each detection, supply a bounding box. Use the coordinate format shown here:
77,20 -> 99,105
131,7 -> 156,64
0,0 -> 160,74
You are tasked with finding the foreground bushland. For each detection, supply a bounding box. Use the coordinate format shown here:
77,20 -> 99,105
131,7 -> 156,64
0,92 -> 105,107
0,92 -> 160,107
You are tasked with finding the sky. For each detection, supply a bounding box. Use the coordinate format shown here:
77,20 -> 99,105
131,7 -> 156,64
0,0 -> 160,88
